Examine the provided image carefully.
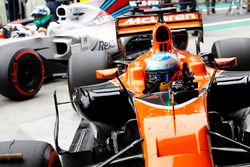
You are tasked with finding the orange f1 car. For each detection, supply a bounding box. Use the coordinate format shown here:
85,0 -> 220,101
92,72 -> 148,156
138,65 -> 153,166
2,6 -> 250,167
52,7 -> 250,167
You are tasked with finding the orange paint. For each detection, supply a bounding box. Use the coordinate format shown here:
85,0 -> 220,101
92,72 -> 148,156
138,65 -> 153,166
109,10 -> 217,167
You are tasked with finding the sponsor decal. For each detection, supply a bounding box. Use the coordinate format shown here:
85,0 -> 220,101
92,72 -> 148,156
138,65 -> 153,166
92,14 -> 113,25
120,13 -> 198,26
69,6 -> 88,14
91,40 -> 116,51
129,0 -> 160,7
101,0 -> 129,17
151,52 -> 171,61
84,12 -> 113,26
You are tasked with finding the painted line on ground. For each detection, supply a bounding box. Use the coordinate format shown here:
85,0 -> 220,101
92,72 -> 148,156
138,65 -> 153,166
204,17 -> 250,31
199,6 -> 229,11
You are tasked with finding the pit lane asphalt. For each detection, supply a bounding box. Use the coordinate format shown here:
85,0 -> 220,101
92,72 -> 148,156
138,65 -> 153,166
1,9 -> 250,150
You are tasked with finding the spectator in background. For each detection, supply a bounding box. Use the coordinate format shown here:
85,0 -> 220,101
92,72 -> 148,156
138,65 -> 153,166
179,0 -> 198,36
206,0 -> 216,14
44,0 -> 74,19
6,0 -> 26,21
44,0 -> 60,20
179,0 -> 197,11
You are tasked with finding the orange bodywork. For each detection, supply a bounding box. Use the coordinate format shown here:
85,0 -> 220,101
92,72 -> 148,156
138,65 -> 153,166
111,50 -> 217,166
121,58 -> 216,166
112,47 -> 217,166
116,11 -> 203,37
107,11 -> 220,167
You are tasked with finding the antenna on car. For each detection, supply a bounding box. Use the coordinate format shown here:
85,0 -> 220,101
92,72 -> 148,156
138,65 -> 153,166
207,65 -> 217,93
114,70 -> 135,110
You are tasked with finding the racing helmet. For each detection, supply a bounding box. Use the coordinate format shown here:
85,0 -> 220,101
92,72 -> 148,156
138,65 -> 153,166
31,6 -> 52,28
146,52 -> 178,92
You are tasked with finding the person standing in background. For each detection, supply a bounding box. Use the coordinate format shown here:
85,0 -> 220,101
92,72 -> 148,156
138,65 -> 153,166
44,0 -> 73,20
179,0 -> 198,36
179,0 -> 197,11
44,0 -> 60,20
5,0 -> 26,21
206,0 -> 216,15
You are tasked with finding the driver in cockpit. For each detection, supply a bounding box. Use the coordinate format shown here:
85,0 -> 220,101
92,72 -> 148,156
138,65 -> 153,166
143,51 -> 179,93
31,6 -> 53,33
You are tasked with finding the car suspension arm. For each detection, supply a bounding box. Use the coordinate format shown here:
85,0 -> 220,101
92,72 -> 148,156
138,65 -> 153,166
109,154 -> 143,165
209,131 -> 250,152
97,138 -> 144,167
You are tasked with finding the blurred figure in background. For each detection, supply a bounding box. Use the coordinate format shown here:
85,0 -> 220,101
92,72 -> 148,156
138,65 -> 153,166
44,0 -> 73,19
44,0 -> 60,20
179,0 -> 197,11
206,0 -> 216,15
5,0 -> 26,21
179,0 -> 198,36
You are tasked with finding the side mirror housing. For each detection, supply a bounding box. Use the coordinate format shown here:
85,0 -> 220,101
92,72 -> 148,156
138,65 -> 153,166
214,57 -> 237,69
96,68 -> 118,79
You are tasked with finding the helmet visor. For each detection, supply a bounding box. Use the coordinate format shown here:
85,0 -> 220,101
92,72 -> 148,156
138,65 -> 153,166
147,70 -> 176,83
34,14 -> 42,21
33,14 -> 51,27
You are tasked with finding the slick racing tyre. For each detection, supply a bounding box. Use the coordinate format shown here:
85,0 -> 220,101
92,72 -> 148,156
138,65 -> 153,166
0,49 -> 45,100
212,37 -> 250,71
68,51 -> 111,104
0,140 -> 62,167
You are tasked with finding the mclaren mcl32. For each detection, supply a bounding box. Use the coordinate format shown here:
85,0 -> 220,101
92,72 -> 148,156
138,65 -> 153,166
60,8 -> 250,167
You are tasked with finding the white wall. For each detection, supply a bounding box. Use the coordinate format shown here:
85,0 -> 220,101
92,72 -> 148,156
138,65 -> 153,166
0,0 -> 7,25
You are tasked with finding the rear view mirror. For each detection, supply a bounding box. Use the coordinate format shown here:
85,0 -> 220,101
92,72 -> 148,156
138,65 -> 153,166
214,57 -> 237,69
96,68 -> 118,79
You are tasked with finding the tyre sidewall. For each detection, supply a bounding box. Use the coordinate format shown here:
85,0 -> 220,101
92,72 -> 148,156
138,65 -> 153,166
0,48 -> 45,100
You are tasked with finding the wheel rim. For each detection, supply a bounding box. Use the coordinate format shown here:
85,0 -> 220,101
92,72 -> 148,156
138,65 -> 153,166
12,51 -> 44,96
17,56 -> 42,91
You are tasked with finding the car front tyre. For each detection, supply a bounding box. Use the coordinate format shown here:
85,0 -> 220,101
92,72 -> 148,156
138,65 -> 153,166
0,49 -> 45,100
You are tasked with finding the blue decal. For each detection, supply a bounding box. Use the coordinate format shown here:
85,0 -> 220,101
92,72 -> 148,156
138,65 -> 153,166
151,52 -> 171,62
112,5 -> 131,17
100,0 -> 116,11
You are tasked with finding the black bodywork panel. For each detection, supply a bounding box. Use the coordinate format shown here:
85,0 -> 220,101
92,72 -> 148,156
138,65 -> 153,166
208,71 -> 250,166
73,81 -> 135,128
